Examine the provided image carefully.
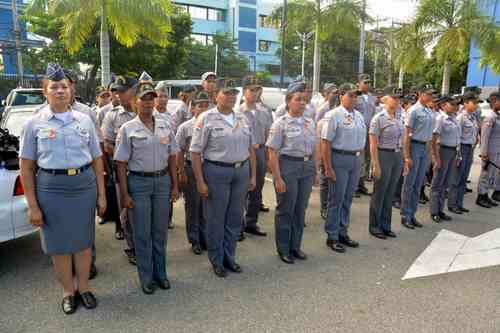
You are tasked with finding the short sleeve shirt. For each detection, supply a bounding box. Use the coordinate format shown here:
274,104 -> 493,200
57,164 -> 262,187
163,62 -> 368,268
101,106 -> 136,147
321,106 -> 367,151
433,112 -> 461,147
114,116 -> 179,172
175,117 -> 196,161
369,109 -> 404,150
20,104 -> 102,169
173,101 -> 192,129
457,111 -> 479,145
405,101 -> 434,142
266,114 -> 317,157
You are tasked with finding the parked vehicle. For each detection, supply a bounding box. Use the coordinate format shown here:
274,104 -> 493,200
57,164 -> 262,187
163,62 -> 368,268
1,88 -> 45,120
0,107 -> 38,243
234,87 -> 286,112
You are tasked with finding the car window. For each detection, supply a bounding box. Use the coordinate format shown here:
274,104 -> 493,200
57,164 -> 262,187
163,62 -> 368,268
3,112 -> 34,137
11,92 -> 45,106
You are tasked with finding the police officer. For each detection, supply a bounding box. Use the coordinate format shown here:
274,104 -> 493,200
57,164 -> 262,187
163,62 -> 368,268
94,86 -> 111,111
401,84 -> 436,229
476,91 -> 500,207
174,85 -> 196,128
266,82 -> 318,263
101,75 -> 138,264
97,84 -> 120,129
315,83 -> 339,124
176,92 -> 210,255
190,80 -> 257,278
115,81 -> 179,294
368,88 -> 404,239
201,72 -> 218,107
448,92 -> 480,213
355,74 -> 377,196
19,63 -> 105,314
240,75 -> 271,237
275,77 -> 316,120
429,96 -> 461,222
321,83 -> 366,253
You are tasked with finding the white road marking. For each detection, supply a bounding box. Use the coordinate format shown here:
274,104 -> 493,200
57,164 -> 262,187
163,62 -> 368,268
403,228 -> 500,280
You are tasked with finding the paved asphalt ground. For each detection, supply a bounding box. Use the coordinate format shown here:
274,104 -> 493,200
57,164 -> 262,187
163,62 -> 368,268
1,158 -> 500,333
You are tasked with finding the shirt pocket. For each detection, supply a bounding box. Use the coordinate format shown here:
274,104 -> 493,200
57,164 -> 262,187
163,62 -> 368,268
285,125 -> 302,138
66,127 -> 90,149
36,129 -> 53,153
130,133 -> 149,150
211,127 -> 227,138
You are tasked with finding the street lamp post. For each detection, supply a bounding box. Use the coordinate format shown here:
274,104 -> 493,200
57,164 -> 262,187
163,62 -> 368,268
296,31 -> 314,78
279,0 -> 288,89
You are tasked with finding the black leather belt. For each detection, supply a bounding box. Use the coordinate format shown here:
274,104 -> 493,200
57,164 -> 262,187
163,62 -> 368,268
461,143 -> 473,147
281,154 -> 313,162
40,163 -> 91,176
185,160 -> 192,166
441,145 -> 458,150
411,139 -> 427,145
129,168 -> 169,177
332,149 -> 361,156
378,148 -> 401,152
205,159 -> 248,168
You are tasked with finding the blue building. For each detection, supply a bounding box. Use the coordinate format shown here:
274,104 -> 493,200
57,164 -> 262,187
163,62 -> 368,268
466,0 -> 500,95
174,0 -> 282,74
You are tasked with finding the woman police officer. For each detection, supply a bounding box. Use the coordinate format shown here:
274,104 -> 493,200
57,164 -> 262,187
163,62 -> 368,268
115,81 -> 179,294
266,82 -> 318,264
20,63 -> 106,314
368,88 -> 404,239
190,80 -> 257,278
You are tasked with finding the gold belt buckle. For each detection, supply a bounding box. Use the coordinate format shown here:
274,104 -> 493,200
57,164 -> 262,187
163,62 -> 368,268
356,151 -> 361,156
304,156 -> 310,161
67,168 -> 77,176
235,162 -> 242,168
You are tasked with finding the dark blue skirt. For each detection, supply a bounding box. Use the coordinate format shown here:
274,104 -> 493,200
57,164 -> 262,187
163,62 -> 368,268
36,167 -> 97,255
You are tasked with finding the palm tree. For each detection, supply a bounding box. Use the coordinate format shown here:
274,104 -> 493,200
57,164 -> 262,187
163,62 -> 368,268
415,0 -> 500,94
27,0 -> 174,85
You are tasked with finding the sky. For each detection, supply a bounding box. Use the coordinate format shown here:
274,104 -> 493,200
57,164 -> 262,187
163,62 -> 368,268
366,0 -> 418,27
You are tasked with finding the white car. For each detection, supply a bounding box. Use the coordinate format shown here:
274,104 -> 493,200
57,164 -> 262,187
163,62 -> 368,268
0,107 -> 37,243
234,87 -> 286,112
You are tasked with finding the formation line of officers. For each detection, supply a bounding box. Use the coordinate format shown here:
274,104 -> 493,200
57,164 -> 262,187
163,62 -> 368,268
18,63 -> 500,315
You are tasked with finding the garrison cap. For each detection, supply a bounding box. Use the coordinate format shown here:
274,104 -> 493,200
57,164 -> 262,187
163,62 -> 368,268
436,95 -> 458,105
220,79 -> 239,93
133,82 -> 158,99
139,71 -> 153,83
358,73 -> 371,83
462,91 -> 479,102
114,76 -> 138,92
44,63 -> 66,81
63,68 -> 78,83
383,86 -> 402,98
192,91 -> 210,104
338,83 -> 360,95
323,82 -> 337,92
242,75 -> 261,89
155,81 -> 170,92
286,81 -> 306,96
201,71 -> 217,81
95,86 -> 109,97
416,83 -> 437,94
464,86 -> 482,95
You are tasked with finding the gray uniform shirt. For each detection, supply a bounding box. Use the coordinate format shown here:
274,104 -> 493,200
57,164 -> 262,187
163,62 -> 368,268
433,112 -> 461,147
266,114 -> 317,157
238,104 -> 258,145
315,101 -> 332,124
275,102 -> 316,121
101,106 -> 136,148
154,109 -> 177,133
480,111 -> 500,156
405,101 -> 434,142
97,103 -> 113,128
369,108 -> 404,150
240,103 -> 273,145
190,108 -> 254,163
20,105 -> 102,169
321,106 -> 367,151
457,111 -> 479,145
173,101 -> 192,129
355,93 -> 377,127
114,116 -> 179,172
175,117 -> 196,161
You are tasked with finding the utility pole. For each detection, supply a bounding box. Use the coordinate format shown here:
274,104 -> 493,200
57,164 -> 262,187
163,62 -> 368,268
214,43 -> 219,75
373,16 -> 379,89
388,19 -> 394,87
279,0 -> 288,88
312,0 -> 321,94
296,31 -> 314,78
11,0 -> 24,85
358,0 -> 367,76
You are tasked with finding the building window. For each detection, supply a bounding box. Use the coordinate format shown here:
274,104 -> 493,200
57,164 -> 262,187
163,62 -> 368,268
177,4 -> 225,22
191,33 -> 213,46
259,15 -> 280,28
189,6 -> 207,20
208,8 -> 225,21
259,40 -> 271,52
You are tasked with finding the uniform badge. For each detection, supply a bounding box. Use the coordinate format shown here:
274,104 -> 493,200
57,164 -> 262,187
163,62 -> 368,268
48,129 -> 56,139
160,136 -> 169,145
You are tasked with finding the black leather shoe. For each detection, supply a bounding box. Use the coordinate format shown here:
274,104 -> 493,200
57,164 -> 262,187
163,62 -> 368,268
459,207 -> 470,213
431,215 -> 442,223
383,230 -> 397,238
238,232 -> 246,242
141,283 -> 155,295
155,279 -> 171,290
89,264 -> 98,280
124,249 -> 137,265
486,196 -> 499,207
244,226 -> 267,237
61,295 -> 78,315
439,211 -> 452,221
213,265 -> 228,278
339,236 -> 359,248
448,207 -> 463,214
393,201 -> 401,209
291,250 -> 307,260
466,187 -> 473,193
260,204 -> 270,212
168,222 -> 175,229
191,243 -> 202,255
224,262 -> 242,273
326,240 -> 346,253
401,218 -> 414,229
279,254 -> 295,264
411,218 -> 423,228
369,231 -> 386,239
357,185 -> 371,196
476,195 -> 492,208
77,291 -> 97,309
115,230 -> 124,240
492,191 -> 500,202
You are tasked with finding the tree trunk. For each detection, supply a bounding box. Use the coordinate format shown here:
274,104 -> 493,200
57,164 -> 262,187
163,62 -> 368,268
100,4 -> 111,86
441,59 -> 451,95
398,65 -> 404,90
